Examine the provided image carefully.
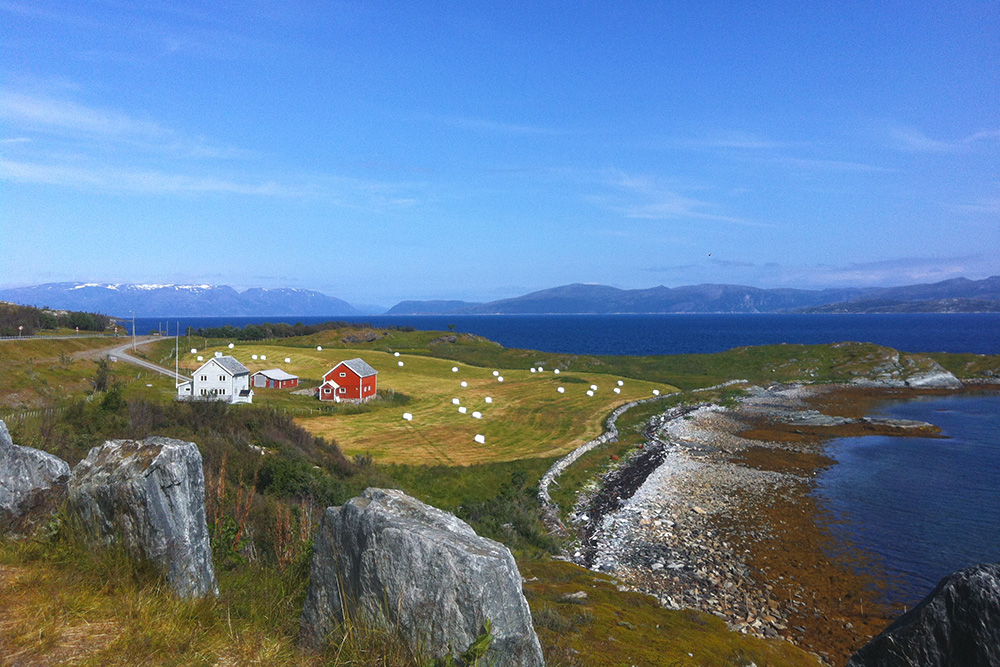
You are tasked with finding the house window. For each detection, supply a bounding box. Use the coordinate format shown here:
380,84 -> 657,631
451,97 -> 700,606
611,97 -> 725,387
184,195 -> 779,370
219,375 -> 225,381
339,388 -> 346,394
200,375 -> 207,381
339,372 -> 346,377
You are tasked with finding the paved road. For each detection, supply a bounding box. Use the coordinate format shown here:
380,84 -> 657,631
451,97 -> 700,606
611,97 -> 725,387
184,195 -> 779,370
104,337 -> 189,383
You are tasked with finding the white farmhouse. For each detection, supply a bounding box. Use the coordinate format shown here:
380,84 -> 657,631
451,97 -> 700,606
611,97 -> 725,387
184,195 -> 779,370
177,354 -> 253,404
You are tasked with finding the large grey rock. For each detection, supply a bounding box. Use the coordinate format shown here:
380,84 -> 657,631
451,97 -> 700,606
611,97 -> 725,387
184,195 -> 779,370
0,419 -> 70,534
300,488 -> 545,667
67,437 -> 218,598
849,354 -> 963,389
903,369 -> 963,389
848,562 -> 1000,667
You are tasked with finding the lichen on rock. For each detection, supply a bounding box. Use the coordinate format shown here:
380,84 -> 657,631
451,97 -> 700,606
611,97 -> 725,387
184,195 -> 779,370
300,487 -> 545,667
67,436 -> 218,598
0,418 -> 70,535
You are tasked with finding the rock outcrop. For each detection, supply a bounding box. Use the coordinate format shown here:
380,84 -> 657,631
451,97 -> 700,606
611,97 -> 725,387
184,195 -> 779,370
0,419 -> 70,534
848,562 -> 1000,667
848,353 -> 963,389
67,437 -> 218,598
300,488 -> 545,667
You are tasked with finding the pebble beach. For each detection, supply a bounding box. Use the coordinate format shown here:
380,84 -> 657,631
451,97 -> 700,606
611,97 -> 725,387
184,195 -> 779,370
567,383 -> 949,666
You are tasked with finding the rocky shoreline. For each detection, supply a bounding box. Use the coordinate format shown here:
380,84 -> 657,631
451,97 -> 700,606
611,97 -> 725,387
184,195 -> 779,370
565,381 -> 994,666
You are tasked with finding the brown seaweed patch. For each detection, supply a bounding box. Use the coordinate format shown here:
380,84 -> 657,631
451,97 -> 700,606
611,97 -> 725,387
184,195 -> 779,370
730,445 -> 834,475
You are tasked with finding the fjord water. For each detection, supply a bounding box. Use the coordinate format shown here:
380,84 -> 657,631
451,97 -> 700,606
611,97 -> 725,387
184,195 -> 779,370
138,312 -> 1000,355
816,392 -> 1000,605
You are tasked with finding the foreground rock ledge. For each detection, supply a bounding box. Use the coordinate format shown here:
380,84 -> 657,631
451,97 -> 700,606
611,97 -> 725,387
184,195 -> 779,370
0,419 -> 70,534
67,437 -> 218,598
848,561 -> 1000,667
300,488 -> 545,667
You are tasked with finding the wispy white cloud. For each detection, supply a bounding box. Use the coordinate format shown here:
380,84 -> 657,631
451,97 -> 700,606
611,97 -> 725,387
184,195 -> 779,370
890,127 -> 961,153
0,1 -> 100,27
0,90 -> 253,160
0,158 -> 424,210
773,156 -> 895,173
1,91 -> 167,139
951,197 -> 1000,215
596,170 -> 766,227
890,126 -> 1000,153
0,159 -> 300,196
672,131 -> 803,151
643,130 -> 891,173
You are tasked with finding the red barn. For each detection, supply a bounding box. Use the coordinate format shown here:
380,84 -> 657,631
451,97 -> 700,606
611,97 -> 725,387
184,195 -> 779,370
319,358 -> 378,402
251,368 -> 299,389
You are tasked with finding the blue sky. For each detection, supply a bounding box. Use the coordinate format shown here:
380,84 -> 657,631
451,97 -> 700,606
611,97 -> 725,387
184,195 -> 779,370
1,1 -> 998,307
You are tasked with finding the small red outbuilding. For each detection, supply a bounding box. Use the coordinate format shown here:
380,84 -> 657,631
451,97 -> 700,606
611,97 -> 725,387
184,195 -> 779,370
319,358 -> 378,402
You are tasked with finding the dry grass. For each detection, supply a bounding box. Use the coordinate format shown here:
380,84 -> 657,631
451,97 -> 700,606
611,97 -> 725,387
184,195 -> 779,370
0,338 -> 126,410
0,536 -> 423,667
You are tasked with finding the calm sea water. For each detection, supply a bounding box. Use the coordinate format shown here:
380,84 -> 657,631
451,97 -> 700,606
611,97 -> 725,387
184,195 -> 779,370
816,392 -> 1000,605
133,313 -> 1000,355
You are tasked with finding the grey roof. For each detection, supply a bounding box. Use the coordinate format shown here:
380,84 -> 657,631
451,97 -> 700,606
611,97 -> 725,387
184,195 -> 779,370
339,357 -> 378,377
252,368 -> 298,381
212,355 -> 250,376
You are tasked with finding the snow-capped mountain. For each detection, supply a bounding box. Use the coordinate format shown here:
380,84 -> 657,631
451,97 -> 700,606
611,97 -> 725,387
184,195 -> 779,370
0,283 -> 362,317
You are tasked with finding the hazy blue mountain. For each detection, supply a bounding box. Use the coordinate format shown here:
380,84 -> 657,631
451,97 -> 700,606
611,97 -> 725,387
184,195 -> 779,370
796,298 -> 1000,313
384,300 -> 481,315
0,283 -> 361,317
385,276 -> 1000,314
453,283 -> 874,314
866,276 -> 1000,301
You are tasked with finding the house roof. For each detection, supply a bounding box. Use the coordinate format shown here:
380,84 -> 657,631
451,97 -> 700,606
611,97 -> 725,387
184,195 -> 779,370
203,355 -> 250,376
335,358 -> 378,377
252,368 -> 298,381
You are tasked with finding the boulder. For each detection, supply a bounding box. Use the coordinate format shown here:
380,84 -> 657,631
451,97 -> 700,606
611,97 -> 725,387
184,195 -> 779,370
0,419 -> 70,534
848,562 -> 1000,667
300,488 -> 545,667
67,437 -> 218,598
904,369 -> 963,389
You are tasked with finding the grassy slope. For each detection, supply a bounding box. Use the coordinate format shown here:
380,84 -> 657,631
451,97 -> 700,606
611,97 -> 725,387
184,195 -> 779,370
0,338 -> 129,411
0,536 -> 416,667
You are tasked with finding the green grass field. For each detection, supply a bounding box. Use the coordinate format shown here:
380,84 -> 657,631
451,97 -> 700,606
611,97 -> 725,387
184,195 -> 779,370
174,342 -> 676,465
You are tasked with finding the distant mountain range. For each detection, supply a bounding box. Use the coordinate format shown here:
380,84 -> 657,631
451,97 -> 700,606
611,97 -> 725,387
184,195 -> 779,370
384,300 -> 480,315
387,277 -> 1000,314
0,283 -> 362,318
2,276 -> 999,318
